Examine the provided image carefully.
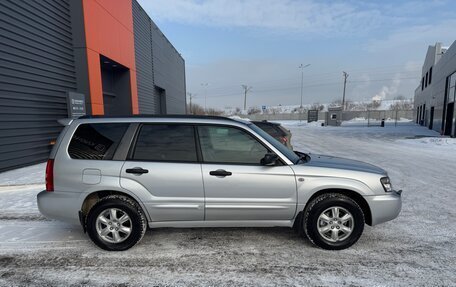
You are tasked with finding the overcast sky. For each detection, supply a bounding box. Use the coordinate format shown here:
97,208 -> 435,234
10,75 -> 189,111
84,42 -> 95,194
137,0 -> 454,109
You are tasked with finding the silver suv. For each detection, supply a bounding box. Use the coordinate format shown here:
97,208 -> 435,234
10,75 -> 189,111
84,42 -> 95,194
37,116 -> 402,251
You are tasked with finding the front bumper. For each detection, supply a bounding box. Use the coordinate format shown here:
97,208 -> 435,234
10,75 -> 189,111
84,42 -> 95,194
37,190 -> 82,225
365,190 -> 402,226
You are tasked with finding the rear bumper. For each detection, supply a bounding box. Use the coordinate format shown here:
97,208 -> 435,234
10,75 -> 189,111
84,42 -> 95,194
37,190 -> 82,225
365,190 -> 402,226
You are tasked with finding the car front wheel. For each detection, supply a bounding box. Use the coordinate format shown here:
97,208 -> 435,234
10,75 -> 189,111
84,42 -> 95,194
303,193 -> 365,250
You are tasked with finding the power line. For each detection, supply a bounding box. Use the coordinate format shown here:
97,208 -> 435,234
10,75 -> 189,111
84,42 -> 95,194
193,64 -> 422,93
202,76 -> 420,99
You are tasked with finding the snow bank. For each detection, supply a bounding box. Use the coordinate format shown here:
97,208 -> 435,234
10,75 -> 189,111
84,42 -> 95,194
229,115 -> 251,121
0,163 -> 46,186
274,120 -> 325,127
396,137 -> 456,149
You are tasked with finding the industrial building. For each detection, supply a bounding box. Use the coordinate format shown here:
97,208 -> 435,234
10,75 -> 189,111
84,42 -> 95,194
0,0 -> 186,171
414,41 -> 456,137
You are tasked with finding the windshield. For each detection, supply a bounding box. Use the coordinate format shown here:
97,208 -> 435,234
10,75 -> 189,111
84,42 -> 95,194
248,123 -> 300,164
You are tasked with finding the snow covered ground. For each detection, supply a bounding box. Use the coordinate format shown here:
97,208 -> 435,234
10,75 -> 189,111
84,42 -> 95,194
0,163 -> 46,186
0,122 -> 455,286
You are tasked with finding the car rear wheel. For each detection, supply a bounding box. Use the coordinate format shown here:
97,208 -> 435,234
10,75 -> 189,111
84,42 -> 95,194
86,195 -> 147,251
303,193 -> 364,250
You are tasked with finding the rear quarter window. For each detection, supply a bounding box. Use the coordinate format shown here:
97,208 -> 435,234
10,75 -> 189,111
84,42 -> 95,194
68,123 -> 129,160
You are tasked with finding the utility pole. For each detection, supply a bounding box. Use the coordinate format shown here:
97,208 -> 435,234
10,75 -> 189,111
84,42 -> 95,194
201,83 -> 208,111
187,92 -> 194,114
342,71 -> 349,111
299,64 -> 311,108
242,85 -> 252,111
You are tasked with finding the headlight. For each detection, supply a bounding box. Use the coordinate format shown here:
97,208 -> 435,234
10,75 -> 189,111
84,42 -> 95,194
380,177 -> 393,192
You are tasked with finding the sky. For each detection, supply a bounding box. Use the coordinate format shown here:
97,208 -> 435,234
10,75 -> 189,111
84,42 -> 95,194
137,0 -> 455,110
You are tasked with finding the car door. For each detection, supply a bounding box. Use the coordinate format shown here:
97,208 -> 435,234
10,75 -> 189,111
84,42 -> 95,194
120,123 -> 204,222
197,124 -> 297,221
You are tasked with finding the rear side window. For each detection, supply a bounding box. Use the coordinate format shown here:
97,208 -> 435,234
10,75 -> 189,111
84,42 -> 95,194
68,123 -> 129,160
254,123 -> 283,137
131,124 -> 197,162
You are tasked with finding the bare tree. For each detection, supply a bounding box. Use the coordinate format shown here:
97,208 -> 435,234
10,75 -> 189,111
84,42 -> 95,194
394,95 -> 406,101
248,107 -> 261,115
329,99 -> 342,108
310,102 -> 324,111
344,100 -> 355,111
390,96 -> 413,110
367,100 -> 381,110
187,103 -> 223,115
205,108 -> 224,116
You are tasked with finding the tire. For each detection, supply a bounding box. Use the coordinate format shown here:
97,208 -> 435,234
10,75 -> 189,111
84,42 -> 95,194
303,193 -> 364,250
86,195 -> 147,251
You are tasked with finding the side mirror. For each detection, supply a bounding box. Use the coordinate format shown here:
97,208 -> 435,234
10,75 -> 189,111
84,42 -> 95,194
261,153 -> 279,166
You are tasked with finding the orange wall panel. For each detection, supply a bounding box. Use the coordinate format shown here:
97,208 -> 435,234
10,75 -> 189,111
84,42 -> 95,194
85,49 -> 104,115
96,0 -> 134,31
82,0 -> 138,115
130,72 -> 139,114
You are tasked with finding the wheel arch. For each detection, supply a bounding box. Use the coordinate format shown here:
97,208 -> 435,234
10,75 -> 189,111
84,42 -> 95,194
80,190 -> 150,229
300,188 -> 372,226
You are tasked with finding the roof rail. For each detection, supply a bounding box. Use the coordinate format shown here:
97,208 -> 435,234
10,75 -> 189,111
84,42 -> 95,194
78,114 -> 236,121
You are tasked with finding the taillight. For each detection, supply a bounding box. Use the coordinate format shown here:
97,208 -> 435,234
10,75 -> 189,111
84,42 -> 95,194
45,159 -> 54,192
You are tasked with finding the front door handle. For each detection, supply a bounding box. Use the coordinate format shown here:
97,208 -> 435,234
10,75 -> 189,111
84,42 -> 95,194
209,169 -> 232,177
126,167 -> 149,174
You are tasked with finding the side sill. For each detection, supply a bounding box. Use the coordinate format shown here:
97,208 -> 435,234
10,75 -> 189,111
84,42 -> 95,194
148,220 -> 294,229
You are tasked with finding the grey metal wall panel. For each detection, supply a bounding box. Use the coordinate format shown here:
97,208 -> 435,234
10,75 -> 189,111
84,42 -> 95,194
132,0 -> 186,115
132,0 -> 160,114
150,20 -> 186,114
0,0 -> 76,172
415,41 -> 456,135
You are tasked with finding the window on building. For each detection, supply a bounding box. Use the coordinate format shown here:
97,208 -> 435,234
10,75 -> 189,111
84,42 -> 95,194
425,72 -> 428,88
421,77 -> 424,90
448,72 -> 456,103
68,123 -> 129,160
429,67 -> 433,85
131,124 -> 197,162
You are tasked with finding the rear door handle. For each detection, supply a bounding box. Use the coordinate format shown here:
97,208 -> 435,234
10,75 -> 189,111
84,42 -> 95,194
126,167 -> 149,174
209,169 -> 232,177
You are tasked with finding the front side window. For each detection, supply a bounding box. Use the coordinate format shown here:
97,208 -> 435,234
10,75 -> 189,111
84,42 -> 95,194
68,123 -> 129,160
198,125 -> 268,164
131,124 -> 197,162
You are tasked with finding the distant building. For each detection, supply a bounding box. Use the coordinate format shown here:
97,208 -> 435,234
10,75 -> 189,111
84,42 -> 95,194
0,0 -> 186,171
414,41 -> 456,136
326,107 -> 342,126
